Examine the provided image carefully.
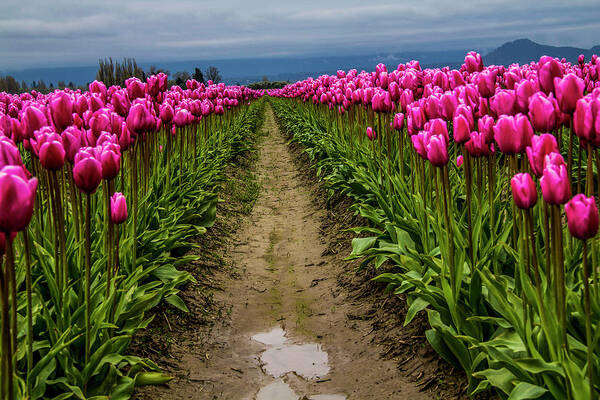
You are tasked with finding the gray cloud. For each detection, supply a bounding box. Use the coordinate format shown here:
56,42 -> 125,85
1,0 -> 599,69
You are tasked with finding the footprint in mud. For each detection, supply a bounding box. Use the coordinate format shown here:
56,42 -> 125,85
251,327 -> 346,400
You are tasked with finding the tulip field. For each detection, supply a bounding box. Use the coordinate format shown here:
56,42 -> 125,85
269,53 -> 600,399
0,77 -> 264,399
1,52 -> 600,400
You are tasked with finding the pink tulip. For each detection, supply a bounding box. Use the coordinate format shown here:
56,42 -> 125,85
554,74 -> 585,114
426,134 -> 449,167
573,98 -> 596,141
392,113 -> 404,131
476,69 -> 497,98
456,155 -> 464,167
526,134 -> 559,177
540,153 -> 571,205
511,173 -> 538,209
464,51 -> 484,73
366,126 -> 376,141
490,90 -> 516,117
465,131 -> 490,157
110,192 -> 128,224
73,148 -> 102,194
61,127 -> 82,163
100,144 -> 120,181
49,92 -> 73,132
565,194 -> 599,240
111,92 -> 131,117
22,106 -> 48,139
0,136 -> 24,169
411,132 -> 428,159
515,79 -> 538,113
493,115 -> 530,154
0,165 -> 38,233
453,114 -> 471,144
478,115 -> 495,143
528,92 -> 557,132
126,103 -> 155,134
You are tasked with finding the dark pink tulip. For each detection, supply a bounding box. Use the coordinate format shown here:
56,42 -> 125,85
476,69 -> 497,98
464,51 -> 484,73
554,74 -> 584,114
392,113 -> 404,131
465,131 -> 490,157
573,98 -> 595,141
411,132 -> 428,159
173,108 -> 191,128
89,108 -> 111,136
515,80 -> 538,113
111,92 -> 130,117
578,54 -> 585,65
126,78 -> 146,100
89,93 -> 105,112
0,136 -> 24,169
565,194 -> 599,240
73,148 -> 102,194
440,93 -> 458,121
528,92 -> 557,132
453,114 -> 471,144
366,126 -> 376,141
160,103 -> 174,124
89,80 -> 107,101
126,103 -> 155,134
425,118 -> 449,141
493,115 -> 529,154
449,70 -> 465,89
456,155 -> 463,167
49,92 -> 73,132
540,153 -> 571,205
146,75 -> 160,98
38,133 -> 65,170
478,115 -> 495,143
0,165 -> 38,233
74,95 -> 89,115
511,173 -> 538,209
110,192 -> 127,224
490,89 -> 516,117
538,58 -> 563,95
22,106 -> 48,139
61,126 -> 82,163
100,144 -> 120,181
119,123 -> 132,150
526,134 -> 559,177
426,134 -> 449,167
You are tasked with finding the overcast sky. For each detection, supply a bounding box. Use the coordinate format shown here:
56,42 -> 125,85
2,0 -> 599,70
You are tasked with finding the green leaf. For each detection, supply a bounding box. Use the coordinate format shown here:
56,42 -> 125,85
507,382 -> 548,400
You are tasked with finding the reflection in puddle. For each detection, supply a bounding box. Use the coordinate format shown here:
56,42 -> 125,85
252,327 -> 345,400
255,379 -> 299,400
252,327 -> 287,347
261,343 -> 329,379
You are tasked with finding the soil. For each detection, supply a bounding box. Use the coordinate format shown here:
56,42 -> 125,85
132,105 -> 476,400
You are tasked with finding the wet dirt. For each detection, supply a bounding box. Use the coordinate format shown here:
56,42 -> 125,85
135,106 -> 432,399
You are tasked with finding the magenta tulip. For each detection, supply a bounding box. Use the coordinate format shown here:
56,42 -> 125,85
73,148 -> 102,194
49,92 -> 74,132
366,126 -> 376,141
528,93 -> 557,132
554,74 -> 585,114
511,173 -> 538,209
540,153 -> 571,205
565,194 -> 599,240
526,134 -> 559,177
426,134 -> 449,167
110,192 -> 128,225
0,165 -> 38,233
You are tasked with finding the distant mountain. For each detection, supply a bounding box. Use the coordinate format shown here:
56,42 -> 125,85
0,50 -> 469,87
484,38 -> 600,66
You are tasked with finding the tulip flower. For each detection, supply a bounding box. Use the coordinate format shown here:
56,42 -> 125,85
538,58 -> 563,95
73,148 -> 102,194
565,194 -> 599,240
110,192 -> 128,225
392,113 -> 404,131
127,103 -> 155,134
38,133 -> 66,171
411,132 -> 428,159
111,92 -> 131,117
456,155 -> 463,167
366,126 -> 376,141
493,115 -> 530,154
573,98 -> 595,141
0,136 -> 24,169
554,74 -> 584,114
99,144 -> 120,181
511,173 -> 538,209
464,51 -> 484,73
528,92 -> 557,132
0,166 -> 38,233
426,134 -> 449,167
540,153 -> 571,205
490,89 -> 516,117
465,131 -> 490,157
453,114 -> 471,144
476,69 -> 497,98
515,79 -> 538,113
49,92 -> 74,132
526,134 -> 559,177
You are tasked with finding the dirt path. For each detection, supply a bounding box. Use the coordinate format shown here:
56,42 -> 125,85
137,106 -> 431,399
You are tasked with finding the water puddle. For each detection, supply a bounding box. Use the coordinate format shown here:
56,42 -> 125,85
252,326 -> 346,400
255,379 -> 299,400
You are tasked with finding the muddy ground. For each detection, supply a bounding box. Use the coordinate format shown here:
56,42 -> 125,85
132,105 -> 477,400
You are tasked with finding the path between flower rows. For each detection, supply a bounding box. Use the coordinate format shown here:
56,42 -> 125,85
136,106 -> 430,399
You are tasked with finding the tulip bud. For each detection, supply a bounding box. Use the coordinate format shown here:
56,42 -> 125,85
456,155 -> 463,167
426,134 -> 449,167
0,166 -> 38,233
511,173 -> 538,209
493,115 -> 529,154
565,194 -> 599,240
73,148 -> 102,194
366,127 -> 376,141
540,153 -> 571,205
110,192 -> 128,224
528,93 -> 557,132
392,113 -> 404,131
554,74 -> 584,114
49,92 -> 73,132
525,134 -> 559,177
100,144 -> 120,181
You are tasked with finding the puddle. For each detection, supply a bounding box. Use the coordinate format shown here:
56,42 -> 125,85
260,343 -> 329,379
255,379 -> 299,400
252,327 -> 287,347
252,327 -> 345,400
